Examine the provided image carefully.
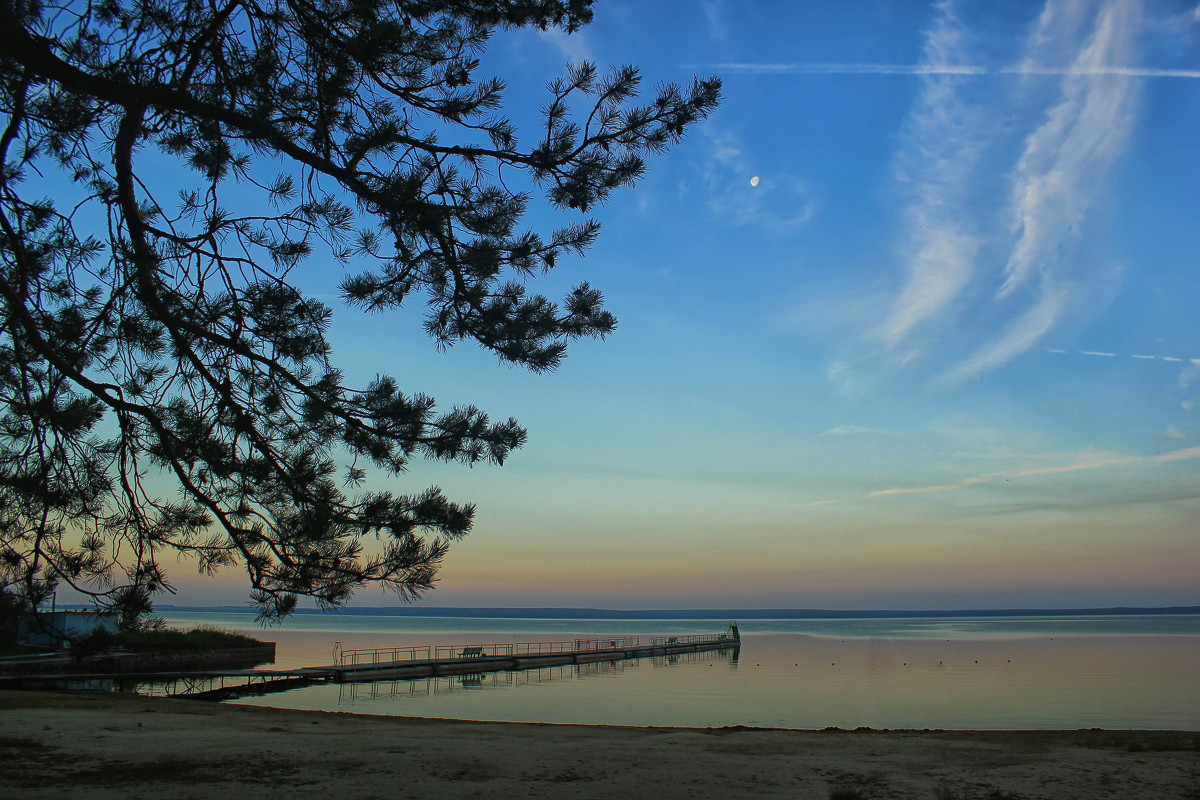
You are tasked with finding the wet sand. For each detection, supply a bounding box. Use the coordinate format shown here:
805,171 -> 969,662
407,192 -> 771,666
1,690 -> 1197,799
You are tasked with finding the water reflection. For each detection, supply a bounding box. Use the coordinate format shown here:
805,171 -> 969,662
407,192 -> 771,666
226,633 -> 1198,729
334,648 -> 739,708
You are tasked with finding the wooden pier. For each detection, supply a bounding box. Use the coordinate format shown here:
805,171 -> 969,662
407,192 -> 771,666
2,627 -> 740,700
330,630 -> 741,682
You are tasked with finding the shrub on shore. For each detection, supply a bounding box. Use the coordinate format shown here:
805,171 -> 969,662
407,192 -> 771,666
115,625 -> 263,653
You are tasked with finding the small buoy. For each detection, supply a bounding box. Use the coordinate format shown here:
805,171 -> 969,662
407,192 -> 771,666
974,660 -> 978,663
794,663 -> 798,666
902,662 -> 906,666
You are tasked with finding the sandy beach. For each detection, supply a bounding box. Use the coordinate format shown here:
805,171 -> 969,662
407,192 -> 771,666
1,690 -> 1197,799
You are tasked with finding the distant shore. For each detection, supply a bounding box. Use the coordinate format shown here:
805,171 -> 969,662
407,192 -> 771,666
151,604 -> 1200,619
2,691 -> 1196,799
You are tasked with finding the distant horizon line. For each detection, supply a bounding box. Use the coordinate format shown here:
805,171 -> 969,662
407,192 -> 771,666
147,604 -> 1200,620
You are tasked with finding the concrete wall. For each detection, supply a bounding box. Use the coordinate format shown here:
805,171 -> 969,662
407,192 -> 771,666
18,611 -> 119,648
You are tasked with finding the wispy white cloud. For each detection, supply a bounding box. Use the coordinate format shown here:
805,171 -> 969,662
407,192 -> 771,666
1145,445 -> 1200,463
823,425 -> 874,436
1179,363 -> 1200,390
869,475 -> 990,497
701,0 -> 728,44
945,0 -> 1143,382
942,290 -> 1063,384
867,444 -> 1200,498
1080,350 -> 1118,357
998,0 -> 1140,297
877,0 -> 984,348
539,27 -> 593,64
809,0 -> 1154,388
786,498 -> 844,509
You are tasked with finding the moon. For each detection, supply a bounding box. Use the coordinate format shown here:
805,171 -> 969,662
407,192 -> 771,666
750,176 -> 760,187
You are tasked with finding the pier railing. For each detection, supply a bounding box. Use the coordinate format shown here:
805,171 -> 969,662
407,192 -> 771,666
648,633 -> 735,646
572,636 -> 642,652
429,638 -> 643,660
338,646 -> 432,666
336,632 -> 736,667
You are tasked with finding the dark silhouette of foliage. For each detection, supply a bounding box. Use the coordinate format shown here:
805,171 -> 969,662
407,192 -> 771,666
0,0 -> 720,621
0,580 -> 26,646
68,624 -> 117,662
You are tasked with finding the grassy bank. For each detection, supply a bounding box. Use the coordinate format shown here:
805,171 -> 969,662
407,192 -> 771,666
115,625 -> 263,653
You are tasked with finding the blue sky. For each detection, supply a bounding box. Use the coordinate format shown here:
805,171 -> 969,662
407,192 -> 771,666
172,0 -> 1200,610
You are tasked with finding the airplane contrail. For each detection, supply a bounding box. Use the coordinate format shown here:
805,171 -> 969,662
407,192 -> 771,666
711,63 -> 1200,78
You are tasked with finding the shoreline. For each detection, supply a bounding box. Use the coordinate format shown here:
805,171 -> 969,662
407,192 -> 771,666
3,691 -> 1197,799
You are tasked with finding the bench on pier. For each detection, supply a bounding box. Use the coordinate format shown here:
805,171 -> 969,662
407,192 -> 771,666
458,646 -> 484,659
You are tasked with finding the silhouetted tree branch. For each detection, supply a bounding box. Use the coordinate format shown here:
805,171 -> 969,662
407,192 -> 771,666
0,0 -> 719,622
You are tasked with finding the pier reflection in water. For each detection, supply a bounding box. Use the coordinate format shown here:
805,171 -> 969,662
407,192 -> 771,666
334,648 -> 738,708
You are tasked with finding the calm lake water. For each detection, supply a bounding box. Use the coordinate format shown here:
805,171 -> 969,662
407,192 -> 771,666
163,611 -> 1200,730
